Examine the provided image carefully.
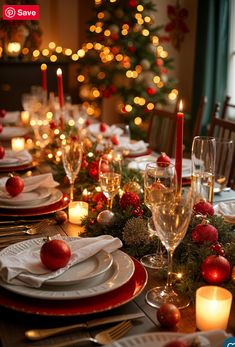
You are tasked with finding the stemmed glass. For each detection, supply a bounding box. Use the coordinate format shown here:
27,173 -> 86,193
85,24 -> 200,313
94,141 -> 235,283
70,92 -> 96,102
191,136 -> 216,203
140,162 -> 177,269
214,139 -> 234,193
145,190 -> 194,309
61,137 -> 83,201
99,153 -> 122,209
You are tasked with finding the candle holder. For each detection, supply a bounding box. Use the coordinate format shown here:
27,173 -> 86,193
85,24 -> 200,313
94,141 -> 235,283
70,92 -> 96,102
196,286 -> 232,331
68,201 -> 89,225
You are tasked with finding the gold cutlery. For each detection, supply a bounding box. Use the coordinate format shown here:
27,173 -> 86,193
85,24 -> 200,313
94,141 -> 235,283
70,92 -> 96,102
28,320 -> 133,347
25,312 -> 143,341
0,219 -> 53,237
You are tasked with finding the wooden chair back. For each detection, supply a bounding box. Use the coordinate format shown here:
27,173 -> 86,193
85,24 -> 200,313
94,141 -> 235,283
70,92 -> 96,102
147,109 -> 176,157
220,96 -> 235,120
208,103 -> 235,188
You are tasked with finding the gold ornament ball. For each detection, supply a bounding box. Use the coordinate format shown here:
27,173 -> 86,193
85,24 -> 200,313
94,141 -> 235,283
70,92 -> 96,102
123,181 -> 141,195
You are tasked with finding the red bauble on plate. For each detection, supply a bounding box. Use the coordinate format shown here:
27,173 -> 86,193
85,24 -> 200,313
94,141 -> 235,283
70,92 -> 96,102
40,239 -> 71,271
5,175 -> 24,197
157,303 -> 181,328
110,135 -> 119,145
0,146 -> 5,159
99,122 -> 108,132
201,255 -> 231,284
156,152 -> 171,167
0,109 -> 6,118
193,200 -> 214,216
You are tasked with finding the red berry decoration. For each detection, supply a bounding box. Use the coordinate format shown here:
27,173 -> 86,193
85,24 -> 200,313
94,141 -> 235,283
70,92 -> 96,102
157,303 -> 181,328
5,174 -> 24,197
0,109 -> 6,118
40,239 -> 71,271
147,87 -> 156,95
156,152 -> 171,167
0,145 -> 5,159
191,220 -> 218,244
210,242 -> 225,256
163,341 -> 188,347
0,124 -> 3,134
193,200 -> 214,216
119,192 -> 141,210
201,255 -> 231,284
49,120 -> 57,130
100,122 -> 108,132
128,0 -> 137,7
85,119 -> 91,127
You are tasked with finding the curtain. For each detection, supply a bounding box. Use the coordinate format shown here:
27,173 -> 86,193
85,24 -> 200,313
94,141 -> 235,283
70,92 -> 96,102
191,0 -> 230,134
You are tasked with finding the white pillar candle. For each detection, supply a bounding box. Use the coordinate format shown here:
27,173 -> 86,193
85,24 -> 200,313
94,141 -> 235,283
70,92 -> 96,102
68,201 -> 89,225
21,111 -> 30,126
11,137 -> 25,151
196,286 -> 232,331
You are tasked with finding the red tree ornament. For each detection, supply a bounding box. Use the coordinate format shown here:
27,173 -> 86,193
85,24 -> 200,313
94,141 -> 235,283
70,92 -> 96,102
201,255 -> 231,284
119,192 -> 141,210
192,221 -> 218,244
193,200 -> 214,216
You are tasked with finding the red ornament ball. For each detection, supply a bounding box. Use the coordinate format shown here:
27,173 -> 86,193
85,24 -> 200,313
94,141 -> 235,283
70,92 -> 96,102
0,109 -> 6,118
54,211 -> 68,224
147,87 -> 156,95
163,341 -> 188,347
156,152 -> 171,167
110,135 -> 119,145
40,239 -> 71,271
0,145 -> 5,159
193,200 -> 214,216
201,255 -> 231,284
5,175 -> 24,197
119,192 -> 141,210
157,303 -> 181,328
100,122 -> 108,132
128,0 -> 137,7
191,222 -> 218,244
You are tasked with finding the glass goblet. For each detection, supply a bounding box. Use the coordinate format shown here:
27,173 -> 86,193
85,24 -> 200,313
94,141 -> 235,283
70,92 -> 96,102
140,162 -> 177,269
145,190 -> 194,309
99,153 -> 122,209
61,138 -> 83,201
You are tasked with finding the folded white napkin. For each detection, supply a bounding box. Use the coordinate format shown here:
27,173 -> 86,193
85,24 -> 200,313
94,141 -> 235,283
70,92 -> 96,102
0,173 -> 59,198
214,202 -> 235,223
0,149 -> 32,166
117,140 -> 148,153
1,111 -> 20,125
0,235 -> 122,288
179,330 -> 231,347
88,123 -> 123,137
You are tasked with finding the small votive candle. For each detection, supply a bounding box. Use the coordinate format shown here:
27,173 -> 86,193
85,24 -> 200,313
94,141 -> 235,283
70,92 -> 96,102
68,201 -> 89,225
21,111 -> 30,126
11,137 -> 25,151
196,286 -> 232,331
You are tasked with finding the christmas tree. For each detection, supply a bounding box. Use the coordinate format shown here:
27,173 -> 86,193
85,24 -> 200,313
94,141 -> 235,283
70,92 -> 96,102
77,0 -> 178,137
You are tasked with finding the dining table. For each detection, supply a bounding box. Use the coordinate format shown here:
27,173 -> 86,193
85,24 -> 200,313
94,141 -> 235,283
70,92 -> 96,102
0,130 -> 235,347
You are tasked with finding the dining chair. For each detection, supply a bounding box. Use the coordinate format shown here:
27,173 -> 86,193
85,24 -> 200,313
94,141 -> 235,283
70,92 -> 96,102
220,95 -> 235,120
192,96 -> 207,137
147,108 -> 176,157
208,103 -> 235,188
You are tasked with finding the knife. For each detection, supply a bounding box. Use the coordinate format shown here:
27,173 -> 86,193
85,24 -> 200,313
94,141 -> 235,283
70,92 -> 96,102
25,312 -> 144,340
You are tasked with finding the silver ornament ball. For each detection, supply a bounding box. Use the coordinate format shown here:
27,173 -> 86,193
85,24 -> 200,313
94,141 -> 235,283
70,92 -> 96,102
97,210 -> 115,226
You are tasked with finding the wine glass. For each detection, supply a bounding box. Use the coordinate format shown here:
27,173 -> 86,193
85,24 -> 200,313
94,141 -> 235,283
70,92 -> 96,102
191,136 -> 216,203
214,139 -> 234,193
140,162 -> 177,269
99,153 -> 122,209
145,190 -> 194,309
61,137 -> 83,201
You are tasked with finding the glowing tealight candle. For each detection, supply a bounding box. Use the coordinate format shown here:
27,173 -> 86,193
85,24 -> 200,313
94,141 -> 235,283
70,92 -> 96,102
21,111 -> 30,126
11,137 -> 25,151
68,201 -> 89,225
196,286 -> 232,331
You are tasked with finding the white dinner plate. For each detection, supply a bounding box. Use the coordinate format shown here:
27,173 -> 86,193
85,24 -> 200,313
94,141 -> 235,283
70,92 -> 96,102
0,246 -> 134,300
0,126 -> 29,140
0,189 -> 63,210
0,188 -> 51,206
105,332 -> 210,347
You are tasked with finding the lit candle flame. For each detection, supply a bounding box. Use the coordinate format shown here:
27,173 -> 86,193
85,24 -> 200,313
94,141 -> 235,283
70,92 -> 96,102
57,68 -> 62,76
179,100 -> 183,112
41,63 -> 47,71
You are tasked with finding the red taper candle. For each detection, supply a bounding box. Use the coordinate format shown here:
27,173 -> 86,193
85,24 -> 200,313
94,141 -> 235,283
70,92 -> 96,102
175,100 -> 184,195
56,68 -> 64,109
41,64 -> 47,92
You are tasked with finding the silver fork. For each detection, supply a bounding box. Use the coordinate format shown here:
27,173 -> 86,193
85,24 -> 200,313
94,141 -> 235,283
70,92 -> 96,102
30,321 -> 133,347
0,219 -> 53,237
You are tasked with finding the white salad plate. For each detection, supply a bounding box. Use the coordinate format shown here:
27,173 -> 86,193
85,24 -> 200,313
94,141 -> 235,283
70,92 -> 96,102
0,245 -> 134,300
0,188 -> 51,206
0,126 -> 29,140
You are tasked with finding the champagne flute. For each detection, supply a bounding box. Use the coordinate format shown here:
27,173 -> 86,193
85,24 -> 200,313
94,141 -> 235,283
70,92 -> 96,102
191,136 -> 216,203
214,139 -> 234,193
61,137 -> 83,201
141,162 -> 177,269
99,153 -> 122,209
146,190 -> 194,309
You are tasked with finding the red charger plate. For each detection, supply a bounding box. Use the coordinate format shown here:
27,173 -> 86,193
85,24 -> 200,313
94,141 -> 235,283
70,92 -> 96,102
125,148 -> 152,159
0,193 -> 70,217
0,160 -> 38,172
0,258 -> 147,316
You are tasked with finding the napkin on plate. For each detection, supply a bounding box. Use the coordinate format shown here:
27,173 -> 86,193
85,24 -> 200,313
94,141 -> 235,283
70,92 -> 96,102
0,149 -> 32,166
88,123 -> 123,137
214,202 -> 235,223
0,172 -> 59,198
117,140 -> 148,154
1,111 -> 20,125
0,235 -> 123,288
